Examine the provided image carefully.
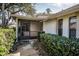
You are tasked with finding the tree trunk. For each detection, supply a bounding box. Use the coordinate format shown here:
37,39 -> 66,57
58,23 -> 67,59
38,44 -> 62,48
2,3 -> 5,28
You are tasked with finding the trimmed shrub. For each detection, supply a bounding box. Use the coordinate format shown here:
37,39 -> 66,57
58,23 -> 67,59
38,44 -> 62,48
39,33 -> 79,56
0,28 -> 16,56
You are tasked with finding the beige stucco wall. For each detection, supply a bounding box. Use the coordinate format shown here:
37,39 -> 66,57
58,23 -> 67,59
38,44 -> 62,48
30,22 -> 42,31
43,19 -> 57,34
43,12 -> 79,38
30,22 -> 42,36
76,12 -> 79,38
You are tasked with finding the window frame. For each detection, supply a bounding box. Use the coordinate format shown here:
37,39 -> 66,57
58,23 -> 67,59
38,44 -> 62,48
58,19 -> 63,36
69,16 -> 77,38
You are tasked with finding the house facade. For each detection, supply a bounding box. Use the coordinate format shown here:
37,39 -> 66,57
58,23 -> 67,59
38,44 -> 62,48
11,4 -> 79,42
43,4 -> 79,38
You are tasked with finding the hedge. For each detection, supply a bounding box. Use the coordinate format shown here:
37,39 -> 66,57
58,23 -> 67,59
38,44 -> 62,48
39,33 -> 79,56
0,28 -> 16,56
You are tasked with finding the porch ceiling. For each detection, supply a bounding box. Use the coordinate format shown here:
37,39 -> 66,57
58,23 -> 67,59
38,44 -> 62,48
11,14 -> 48,21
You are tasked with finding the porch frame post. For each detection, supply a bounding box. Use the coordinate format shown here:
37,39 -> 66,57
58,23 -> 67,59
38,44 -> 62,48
16,18 -> 18,42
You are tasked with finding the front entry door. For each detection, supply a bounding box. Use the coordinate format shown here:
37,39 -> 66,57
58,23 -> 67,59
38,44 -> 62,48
21,22 -> 30,39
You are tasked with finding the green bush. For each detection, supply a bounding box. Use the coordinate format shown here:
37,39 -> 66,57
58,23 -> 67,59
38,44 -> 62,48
0,28 -> 16,56
39,33 -> 79,56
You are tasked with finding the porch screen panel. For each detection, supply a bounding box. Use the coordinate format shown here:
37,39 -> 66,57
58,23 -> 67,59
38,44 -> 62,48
21,22 -> 30,36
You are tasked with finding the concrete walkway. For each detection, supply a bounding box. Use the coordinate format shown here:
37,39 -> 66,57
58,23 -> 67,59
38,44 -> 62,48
9,39 -> 39,56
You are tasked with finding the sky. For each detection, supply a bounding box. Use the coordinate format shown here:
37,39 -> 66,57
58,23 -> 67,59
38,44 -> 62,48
35,3 -> 78,13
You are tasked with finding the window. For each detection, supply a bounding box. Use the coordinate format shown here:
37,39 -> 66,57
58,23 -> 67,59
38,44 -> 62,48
69,16 -> 77,38
58,19 -> 63,36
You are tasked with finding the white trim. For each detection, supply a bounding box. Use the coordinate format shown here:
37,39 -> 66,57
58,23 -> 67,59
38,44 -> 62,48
16,18 -> 18,42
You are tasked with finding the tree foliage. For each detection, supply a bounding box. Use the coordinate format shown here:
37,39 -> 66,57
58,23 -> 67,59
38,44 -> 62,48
0,3 -> 36,27
46,8 -> 52,14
